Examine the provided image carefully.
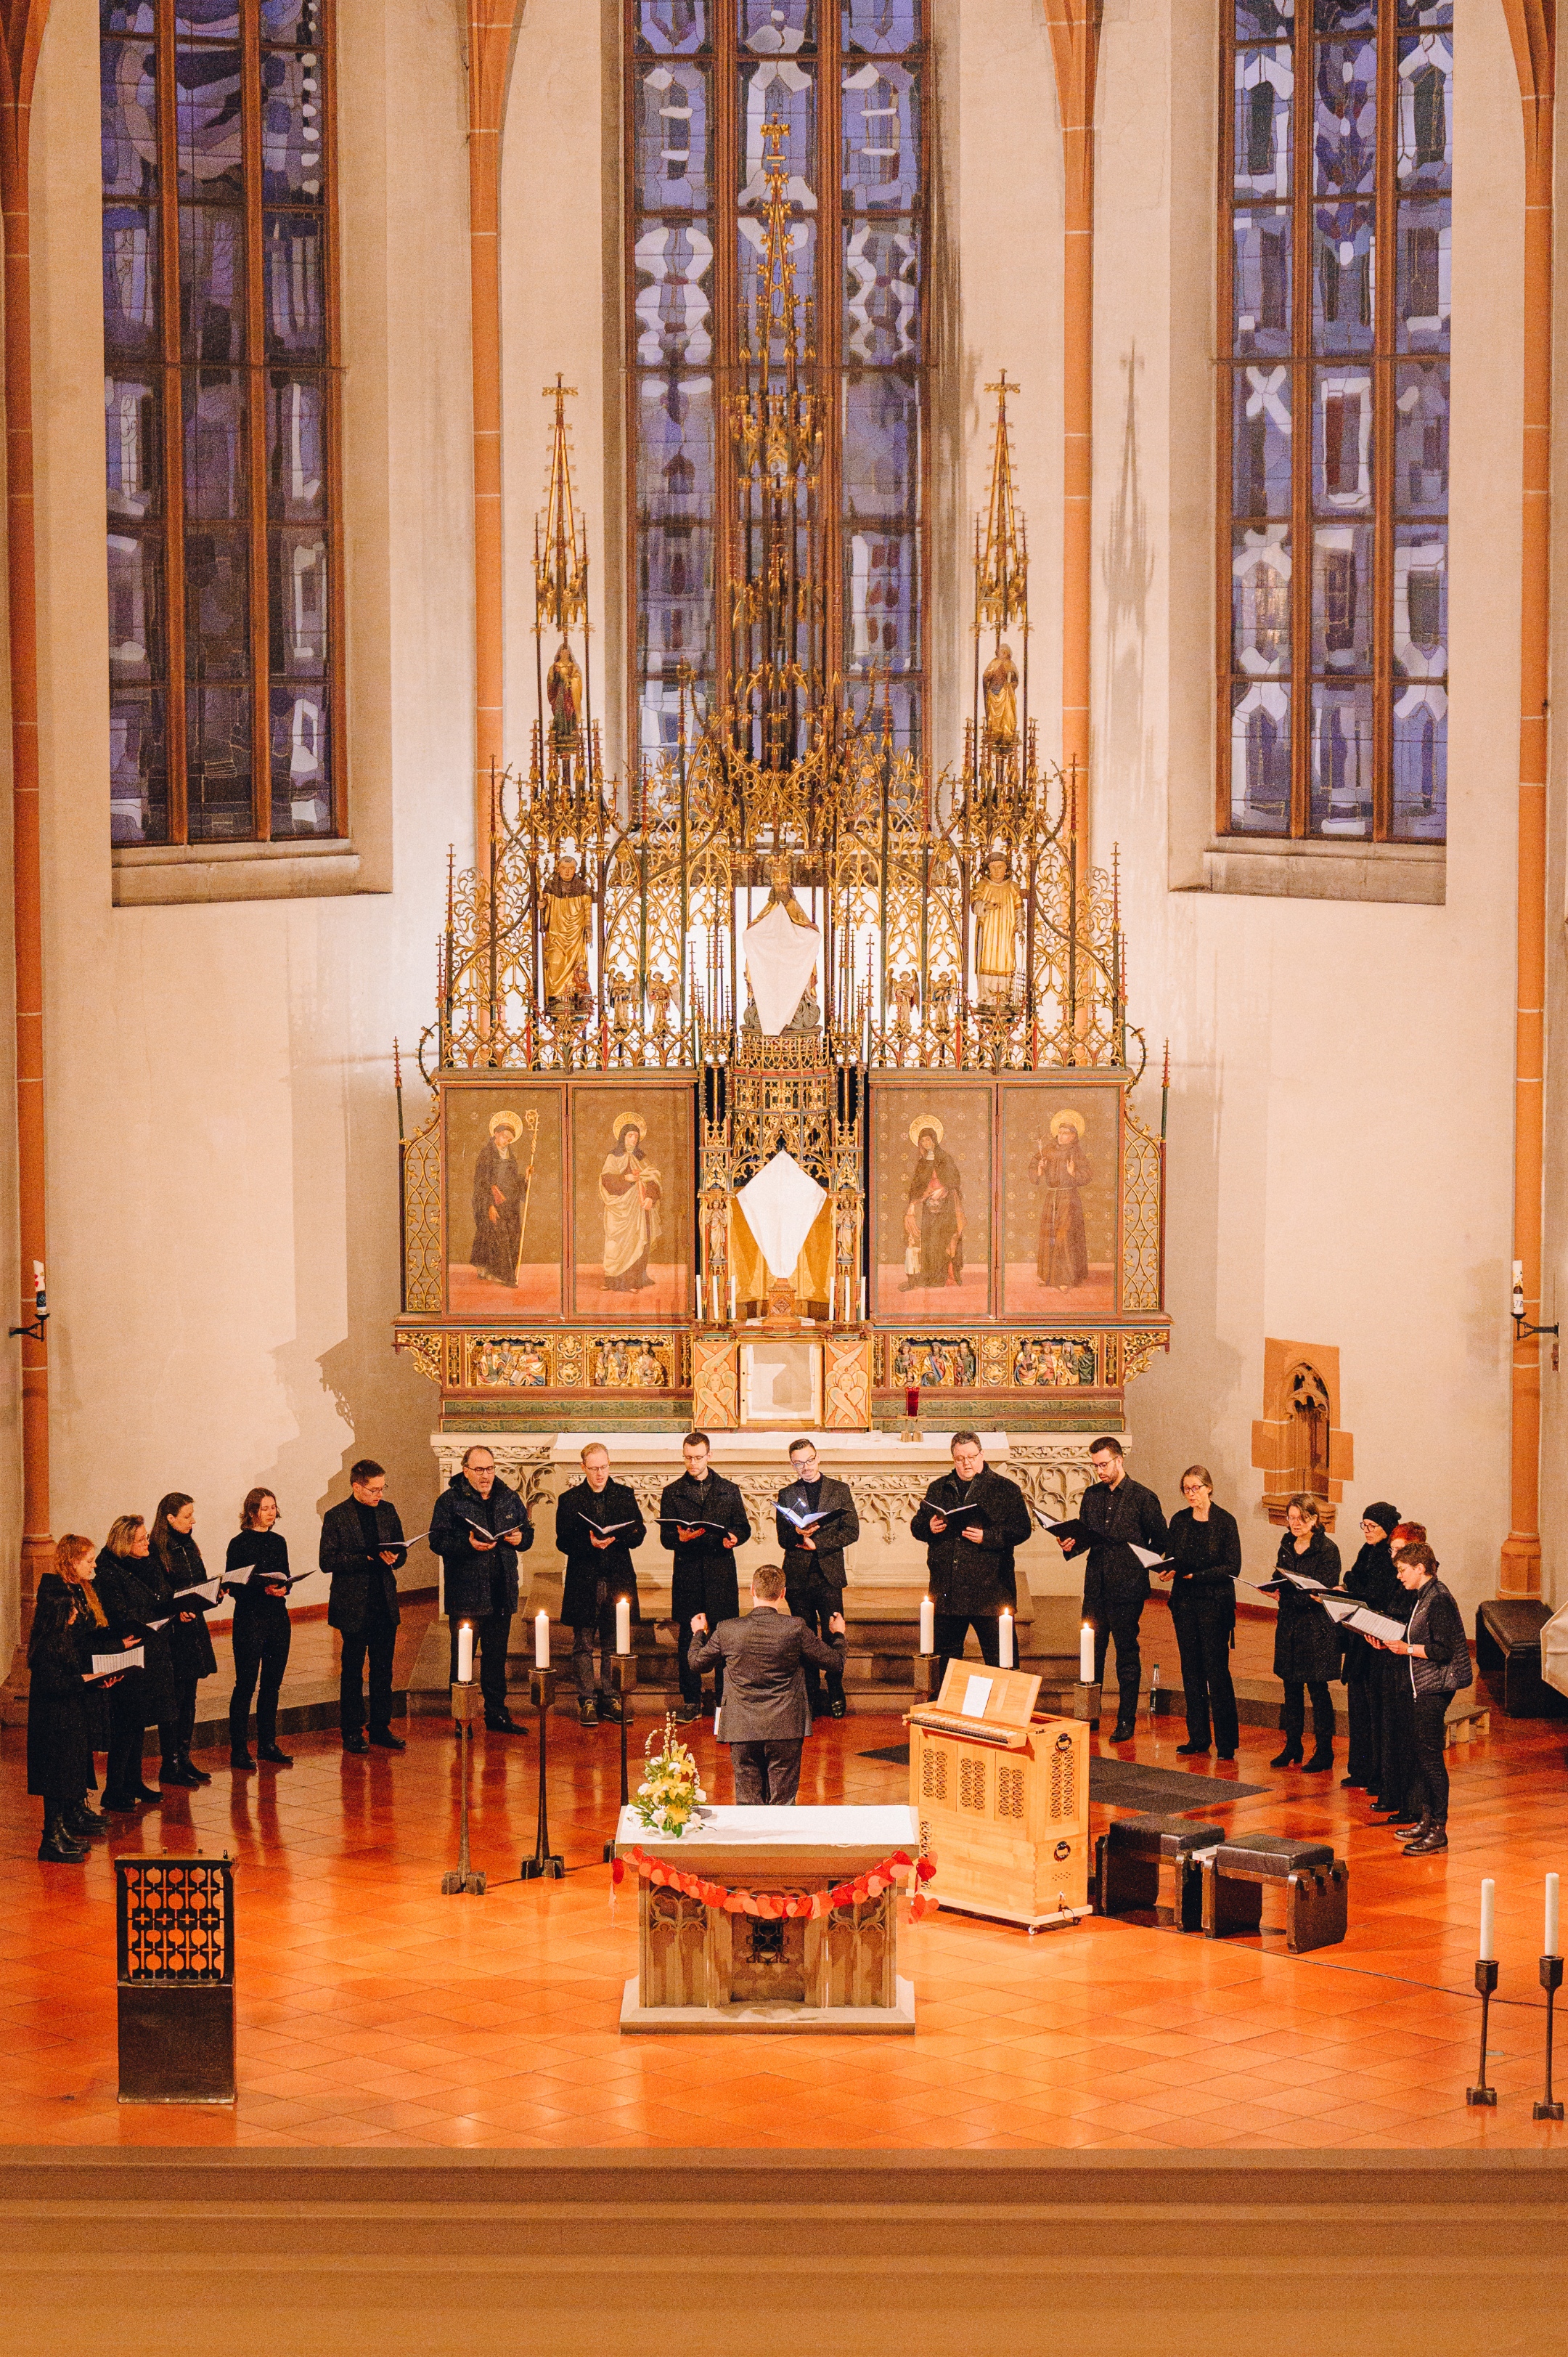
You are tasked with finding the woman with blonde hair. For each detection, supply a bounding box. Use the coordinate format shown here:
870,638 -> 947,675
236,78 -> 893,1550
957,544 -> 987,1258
150,1491 -> 218,1786
224,1488 -> 294,1769
1268,1491 -> 1342,1772
95,1513 -> 178,1811
1161,1464 -> 1242,1759
27,1534 -> 123,1860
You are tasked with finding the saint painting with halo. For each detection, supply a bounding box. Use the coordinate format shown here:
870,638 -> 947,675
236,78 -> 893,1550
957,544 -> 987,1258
1030,1108 -> 1091,1289
903,1117 -> 966,1290
599,1112 -> 663,1293
470,1110 -> 527,1285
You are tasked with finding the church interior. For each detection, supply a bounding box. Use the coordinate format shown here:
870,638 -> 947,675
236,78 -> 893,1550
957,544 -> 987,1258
0,0 -> 1567,2343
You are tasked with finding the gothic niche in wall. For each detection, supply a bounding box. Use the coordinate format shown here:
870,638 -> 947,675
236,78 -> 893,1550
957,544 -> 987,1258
1251,1338 -> 1355,1529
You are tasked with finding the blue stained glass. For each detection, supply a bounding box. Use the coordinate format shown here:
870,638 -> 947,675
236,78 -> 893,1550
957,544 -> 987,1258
1314,41 -> 1377,195
268,526 -> 329,677
185,683 -> 253,839
180,204 -> 245,362
1312,203 -> 1375,353
1312,365 -> 1373,512
843,0 -> 919,51
1394,362 -> 1447,513
844,526 -> 918,672
636,1 -> 709,50
184,528 -> 250,677
109,687 -> 169,844
266,375 -> 327,518
1311,521 -> 1373,667
175,0 -> 240,33
636,373 -> 715,516
1233,50 -> 1292,199
259,0 -> 322,44
637,374 -> 716,701
261,50 -> 327,200
740,0 -> 814,50
1392,691 -> 1445,835
176,44 -> 244,198
107,532 -> 165,681
634,219 -> 715,365
738,58 -> 817,208
183,371 -> 248,518
1309,682 -> 1373,834
270,684 -> 332,835
102,38 -> 158,199
1235,0 -> 1292,31
102,3 -> 156,33
842,373 -> 919,521
1231,208 -> 1292,357
844,220 -> 918,362
1398,0 -> 1450,22
1232,528 -> 1292,676
1397,33 -> 1452,187
636,59 -> 711,208
841,60 -> 918,211
103,205 -> 160,353
1313,0 -> 1375,30
263,209 -> 325,357
106,375 -> 160,520
1395,195 -> 1449,349
1394,522 -> 1446,670
1231,366 -> 1292,518
1229,680 -> 1292,831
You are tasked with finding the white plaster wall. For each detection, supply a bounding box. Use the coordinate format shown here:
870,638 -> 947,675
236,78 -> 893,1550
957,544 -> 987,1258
23,0 -> 476,1613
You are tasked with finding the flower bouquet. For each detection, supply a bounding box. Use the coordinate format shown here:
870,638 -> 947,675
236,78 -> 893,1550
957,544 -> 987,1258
632,1713 -> 707,1839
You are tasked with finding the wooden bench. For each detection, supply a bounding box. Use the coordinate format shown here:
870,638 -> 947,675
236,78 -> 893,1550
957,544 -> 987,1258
1475,1599 -> 1567,1719
1095,1812 -> 1226,1933
1201,1833 -> 1348,1954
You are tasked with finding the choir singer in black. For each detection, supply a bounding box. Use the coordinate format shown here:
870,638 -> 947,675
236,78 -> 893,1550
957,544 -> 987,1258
556,1441 -> 646,1728
659,1430 -> 751,1723
1160,1464 -> 1241,1759
775,1436 -> 859,1720
430,1445 -> 533,1737
910,1430 -> 1033,1693
1059,1436 -> 1168,1743
322,1458 -> 411,1753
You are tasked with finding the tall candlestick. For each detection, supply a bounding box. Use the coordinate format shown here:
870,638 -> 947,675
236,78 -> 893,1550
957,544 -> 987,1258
457,1621 -> 474,1684
998,1610 -> 1013,1670
919,1596 -> 934,1656
534,1608 -> 550,1669
1480,1877 -> 1496,1961
616,1595 -> 632,1656
1548,1873 -> 1561,1958
1080,1622 -> 1095,1682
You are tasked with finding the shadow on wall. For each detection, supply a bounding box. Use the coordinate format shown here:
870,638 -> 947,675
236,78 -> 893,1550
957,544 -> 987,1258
1102,344 -> 1156,836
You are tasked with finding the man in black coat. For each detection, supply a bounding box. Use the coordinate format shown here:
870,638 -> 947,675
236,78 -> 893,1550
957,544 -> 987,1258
775,1436 -> 859,1719
321,1458 -> 409,1752
556,1441 -> 646,1728
910,1430 -> 1034,1693
428,1444 -> 534,1735
1063,1436 -> 1168,1743
688,1563 -> 846,1804
659,1429 -> 751,1722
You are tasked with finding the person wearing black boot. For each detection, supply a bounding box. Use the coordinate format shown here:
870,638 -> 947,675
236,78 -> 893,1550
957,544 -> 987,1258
1161,1466 -> 1241,1758
1371,1541 -> 1472,1855
45,1532 -> 114,1829
28,1539 -> 119,1860
150,1493 -> 219,1785
1341,1501 -> 1400,1791
96,1514 -> 180,1810
429,1446 -> 531,1737
557,1442 -> 645,1728
912,1431 -> 1034,1700
1267,1494 -> 1342,1772
225,1489 -> 295,1767
1373,1520 -> 1424,1823
776,1437 -> 859,1722
1059,1437 -> 1167,1743
660,1430 -> 751,1722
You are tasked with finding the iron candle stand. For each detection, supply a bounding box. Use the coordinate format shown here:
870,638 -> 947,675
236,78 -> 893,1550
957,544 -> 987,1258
603,1650 -> 639,1863
521,1667 -> 565,1880
442,1680 -> 486,1895
1535,1955 -> 1564,2120
1466,1958 -> 1500,2106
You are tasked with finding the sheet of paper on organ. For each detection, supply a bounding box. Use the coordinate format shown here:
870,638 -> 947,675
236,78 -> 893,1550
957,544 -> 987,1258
735,1149 -> 827,1282
961,1674 -> 994,1719
742,901 -> 822,1035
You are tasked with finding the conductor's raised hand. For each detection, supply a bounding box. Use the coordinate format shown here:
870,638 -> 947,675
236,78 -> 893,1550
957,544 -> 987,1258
828,1611 -> 846,1635
690,1612 -> 709,1635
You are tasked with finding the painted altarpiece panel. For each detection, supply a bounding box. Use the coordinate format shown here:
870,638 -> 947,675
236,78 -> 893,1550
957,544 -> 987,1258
869,1080 -> 992,1323
571,1083 -> 694,1321
999,1081 -> 1119,1319
444,1083 -> 565,1318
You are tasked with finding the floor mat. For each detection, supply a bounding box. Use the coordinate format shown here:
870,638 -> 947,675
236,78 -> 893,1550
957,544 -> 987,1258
859,1742 -> 1267,1807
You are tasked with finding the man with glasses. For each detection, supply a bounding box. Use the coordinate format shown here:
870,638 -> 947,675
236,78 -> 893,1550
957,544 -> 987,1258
1058,1436 -> 1167,1745
430,1444 -> 534,1735
775,1436 -> 859,1720
320,1457 -> 409,1754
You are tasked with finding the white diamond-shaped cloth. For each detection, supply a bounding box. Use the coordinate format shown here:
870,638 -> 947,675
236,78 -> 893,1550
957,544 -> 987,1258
735,1151 -> 828,1284
743,903 -> 822,1035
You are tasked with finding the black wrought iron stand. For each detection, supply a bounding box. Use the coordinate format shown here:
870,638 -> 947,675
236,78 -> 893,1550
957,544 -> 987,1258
521,1667 -> 564,1879
1535,1954 -> 1564,2120
1467,1958 -> 1500,2106
443,1680 -> 486,1894
603,1650 -> 639,1863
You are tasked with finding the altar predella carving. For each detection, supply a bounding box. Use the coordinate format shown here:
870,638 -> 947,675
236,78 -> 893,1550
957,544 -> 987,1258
394,127 -> 1169,1433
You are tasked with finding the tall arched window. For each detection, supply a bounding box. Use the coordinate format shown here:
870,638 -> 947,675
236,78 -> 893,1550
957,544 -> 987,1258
625,1 -> 928,760
1220,0 -> 1450,842
101,0 -> 343,848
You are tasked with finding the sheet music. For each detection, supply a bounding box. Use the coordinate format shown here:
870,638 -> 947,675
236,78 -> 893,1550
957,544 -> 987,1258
960,1674 -> 994,1719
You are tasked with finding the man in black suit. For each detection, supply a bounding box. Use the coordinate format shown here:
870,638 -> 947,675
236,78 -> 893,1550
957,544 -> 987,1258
775,1436 -> 859,1719
555,1441 -> 646,1729
688,1563 -> 846,1804
658,1430 -> 751,1723
429,1444 -> 534,1735
910,1430 -> 1034,1693
1059,1434 -> 1168,1744
320,1458 -> 409,1754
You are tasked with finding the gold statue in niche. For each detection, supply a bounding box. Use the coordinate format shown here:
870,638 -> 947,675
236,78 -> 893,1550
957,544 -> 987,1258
982,643 -> 1018,746
760,851 -> 813,927
973,851 -> 1024,1006
540,850 -> 593,1011
547,639 -> 583,757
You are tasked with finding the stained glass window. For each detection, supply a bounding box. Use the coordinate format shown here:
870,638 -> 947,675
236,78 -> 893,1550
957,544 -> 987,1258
101,0 -> 343,848
626,0 -> 928,757
1220,0 -> 1450,841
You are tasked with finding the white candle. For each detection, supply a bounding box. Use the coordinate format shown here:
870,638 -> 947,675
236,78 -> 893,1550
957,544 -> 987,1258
1479,1877 -> 1496,1961
534,1608 -> 550,1669
457,1621 -> 473,1683
1548,1873 -> 1560,1958
1080,1622 -> 1095,1682
616,1595 -> 632,1656
998,1610 -> 1013,1669
919,1596 -> 934,1655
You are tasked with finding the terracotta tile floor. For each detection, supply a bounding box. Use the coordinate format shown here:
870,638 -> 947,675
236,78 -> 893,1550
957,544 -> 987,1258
1,1635 -> 1566,2152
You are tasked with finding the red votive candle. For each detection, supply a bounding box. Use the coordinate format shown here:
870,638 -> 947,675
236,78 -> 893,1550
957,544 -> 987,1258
905,1386 -> 920,1419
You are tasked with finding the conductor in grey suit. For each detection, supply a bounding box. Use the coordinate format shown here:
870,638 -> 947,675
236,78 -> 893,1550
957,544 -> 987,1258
687,1563 -> 846,1807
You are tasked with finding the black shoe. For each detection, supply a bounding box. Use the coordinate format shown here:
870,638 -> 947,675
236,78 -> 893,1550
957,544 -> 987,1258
159,1760 -> 203,1789
65,1802 -> 107,1839
230,1749 -> 256,1772
38,1812 -> 89,1865
101,1791 -> 140,1814
676,1703 -> 701,1724
485,1712 -> 523,1735
829,1698 -> 847,1719
343,1733 -> 369,1754
578,1700 -> 599,1729
1110,1720 -> 1137,1744
257,1743 -> 293,1766
1270,1745 -> 1303,1769
1374,1807 -> 1410,1825
367,1727 -> 406,1751
597,1695 -> 623,1723
1214,1750 -> 1236,1762
1341,1776 -> 1365,1789
1176,1740 -> 1209,1756
131,1782 -> 163,1804
1302,1749 -> 1334,1774
1404,1825 -> 1448,1855
181,1756 -> 213,1786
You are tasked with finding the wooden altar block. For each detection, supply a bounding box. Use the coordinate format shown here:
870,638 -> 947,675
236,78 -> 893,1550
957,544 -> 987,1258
909,1664 -> 1091,1931
614,1805 -> 918,2033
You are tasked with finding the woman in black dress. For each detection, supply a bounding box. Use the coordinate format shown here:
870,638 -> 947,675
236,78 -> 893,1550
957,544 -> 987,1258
1269,1491 -> 1342,1772
1341,1500 -> 1400,1791
150,1492 -> 219,1786
27,1535 -> 123,1860
225,1488 -> 294,1769
1161,1465 -> 1242,1759
1373,1518 -> 1425,1823
95,1513 -> 180,1810
1372,1541 -> 1472,1854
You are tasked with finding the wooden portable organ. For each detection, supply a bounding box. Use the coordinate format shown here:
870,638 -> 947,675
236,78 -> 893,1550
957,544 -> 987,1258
907,1664 -> 1091,1931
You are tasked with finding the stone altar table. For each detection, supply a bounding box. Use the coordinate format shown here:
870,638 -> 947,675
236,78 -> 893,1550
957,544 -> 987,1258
613,1803 -> 919,2033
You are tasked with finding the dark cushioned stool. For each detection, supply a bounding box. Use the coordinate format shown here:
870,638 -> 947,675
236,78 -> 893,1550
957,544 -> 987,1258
1201,1833 -> 1348,1953
1095,1812 -> 1227,1933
